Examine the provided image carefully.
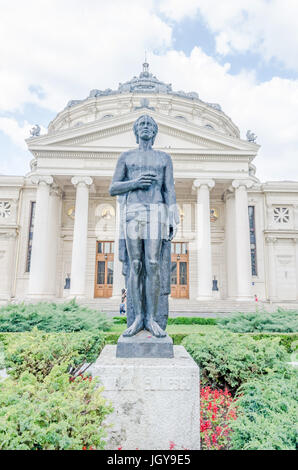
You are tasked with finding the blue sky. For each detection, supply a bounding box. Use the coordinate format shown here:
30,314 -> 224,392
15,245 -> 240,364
0,0 -> 297,181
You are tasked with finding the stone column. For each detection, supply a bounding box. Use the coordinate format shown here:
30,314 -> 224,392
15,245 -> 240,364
47,186 -> 62,297
112,198 -> 125,299
69,177 -> 93,298
225,190 -> 237,298
28,175 -> 54,298
193,179 -> 215,300
232,180 -> 253,300
266,237 -> 278,301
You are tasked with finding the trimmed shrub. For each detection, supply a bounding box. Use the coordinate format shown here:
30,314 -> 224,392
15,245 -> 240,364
0,300 -> 112,333
182,329 -> 288,391
4,328 -> 105,380
230,371 -> 298,450
0,365 -> 112,450
113,316 -> 127,325
112,316 -> 217,326
218,309 -> 298,333
168,317 -> 217,325
251,333 -> 298,354
104,333 -> 121,344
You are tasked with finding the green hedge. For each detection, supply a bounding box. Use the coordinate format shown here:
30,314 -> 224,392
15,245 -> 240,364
218,309 -> 298,333
182,329 -> 288,391
0,364 -> 112,450
3,328 -> 105,380
113,316 -> 217,326
251,332 -> 298,354
231,370 -> 298,450
0,329 -> 112,450
0,300 -> 112,333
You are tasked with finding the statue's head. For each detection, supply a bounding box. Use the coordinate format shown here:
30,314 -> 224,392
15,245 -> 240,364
133,115 -> 158,145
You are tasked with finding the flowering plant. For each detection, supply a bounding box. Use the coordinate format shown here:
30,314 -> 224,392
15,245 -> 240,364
200,386 -> 237,450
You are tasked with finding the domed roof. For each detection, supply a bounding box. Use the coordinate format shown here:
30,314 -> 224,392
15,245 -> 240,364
47,62 -> 240,138
66,62 -> 221,110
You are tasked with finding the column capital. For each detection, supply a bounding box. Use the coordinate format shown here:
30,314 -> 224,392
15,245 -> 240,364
266,236 -> 278,244
71,176 -> 93,187
192,179 -> 215,191
223,188 -> 234,201
50,184 -> 63,198
0,230 -> 18,240
31,175 -> 53,186
232,179 -> 253,190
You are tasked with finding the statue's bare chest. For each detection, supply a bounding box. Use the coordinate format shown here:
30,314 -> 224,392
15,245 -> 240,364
126,151 -> 165,177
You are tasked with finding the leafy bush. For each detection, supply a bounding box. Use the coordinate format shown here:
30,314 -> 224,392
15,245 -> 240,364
0,365 -> 112,450
252,333 -> 298,354
200,386 -> 237,450
230,371 -> 298,450
182,329 -> 288,391
168,317 -> 217,325
218,309 -> 298,333
103,333 -> 121,345
4,328 -> 105,380
0,300 -> 112,333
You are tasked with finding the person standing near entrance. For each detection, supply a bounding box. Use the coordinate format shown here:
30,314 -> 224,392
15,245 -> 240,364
119,288 -> 126,315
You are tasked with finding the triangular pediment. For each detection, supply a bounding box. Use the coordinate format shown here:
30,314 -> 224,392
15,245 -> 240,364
27,111 -> 259,154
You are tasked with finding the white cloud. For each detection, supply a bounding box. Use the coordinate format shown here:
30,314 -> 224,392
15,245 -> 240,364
0,0 -> 172,113
150,47 -> 298,181
0,118 -> 33,150
159,0 -> 298,73
0,1 -> 297,181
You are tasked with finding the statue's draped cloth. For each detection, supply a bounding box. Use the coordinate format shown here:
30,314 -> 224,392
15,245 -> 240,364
118,195 -> 171,330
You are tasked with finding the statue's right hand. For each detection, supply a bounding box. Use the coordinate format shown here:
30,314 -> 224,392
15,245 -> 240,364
133,174 -> 157,189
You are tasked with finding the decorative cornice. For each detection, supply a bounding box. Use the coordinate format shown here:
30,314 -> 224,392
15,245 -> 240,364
32,150 -> 252,162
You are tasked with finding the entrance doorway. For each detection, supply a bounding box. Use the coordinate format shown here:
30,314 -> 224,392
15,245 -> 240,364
171,242 -> 189,298
94,241 -> 114,298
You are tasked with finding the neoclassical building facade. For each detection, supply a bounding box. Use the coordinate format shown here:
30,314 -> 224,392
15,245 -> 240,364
1,63 -> 298,313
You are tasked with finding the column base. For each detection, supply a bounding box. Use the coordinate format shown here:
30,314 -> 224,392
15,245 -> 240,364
26,294 -> 56,301
235,296 -> 254,301
111,295 -> 122,301
196,295 -> 213,301
67,294 -> 87,301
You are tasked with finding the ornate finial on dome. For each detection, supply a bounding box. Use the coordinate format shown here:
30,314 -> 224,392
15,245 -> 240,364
142,52 -> 150,77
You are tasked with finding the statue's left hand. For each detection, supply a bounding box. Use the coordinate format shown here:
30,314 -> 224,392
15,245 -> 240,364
168,225 -> 177,241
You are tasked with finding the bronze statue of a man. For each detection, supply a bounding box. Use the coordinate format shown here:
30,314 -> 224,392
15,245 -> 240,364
110,115 -> 179,338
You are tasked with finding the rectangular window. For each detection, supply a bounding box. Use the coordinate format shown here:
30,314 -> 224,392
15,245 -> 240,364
248,206 -> 257,276
26,201 -> 36,272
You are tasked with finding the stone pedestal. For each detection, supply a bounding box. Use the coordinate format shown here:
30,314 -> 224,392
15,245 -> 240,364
89,345 -> 200,450
116,330 -> 174,358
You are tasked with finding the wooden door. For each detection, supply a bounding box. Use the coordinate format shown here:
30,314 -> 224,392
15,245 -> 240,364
171,242 -> 189,298
94,241 -> 114,298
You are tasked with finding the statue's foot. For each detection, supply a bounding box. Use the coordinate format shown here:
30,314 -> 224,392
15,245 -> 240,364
144,319 -> 167,338
122,316 -> 144,337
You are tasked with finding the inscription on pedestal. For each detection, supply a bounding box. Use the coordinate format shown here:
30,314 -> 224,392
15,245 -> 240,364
100,375 -> 191,391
